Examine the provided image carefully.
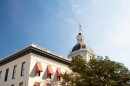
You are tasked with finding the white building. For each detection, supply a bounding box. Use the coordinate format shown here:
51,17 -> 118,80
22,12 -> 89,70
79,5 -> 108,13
0,44 -> 70,86
0,31 -> 94,86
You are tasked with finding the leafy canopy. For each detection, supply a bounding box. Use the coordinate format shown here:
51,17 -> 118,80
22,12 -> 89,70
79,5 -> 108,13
62,56 -> 130,86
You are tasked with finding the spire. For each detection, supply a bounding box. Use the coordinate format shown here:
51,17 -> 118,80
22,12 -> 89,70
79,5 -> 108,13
79,23 -> 82,33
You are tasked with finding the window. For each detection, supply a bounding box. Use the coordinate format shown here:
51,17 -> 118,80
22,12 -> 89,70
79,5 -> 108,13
47,74 -> 51,79
46,83 -> 51,86
36,71 -> 41,76
0,71 -> 2,79
57,68 -> 61,80
21,62 -> 26,76
34,82 -> 40,86
57,76 -> 61,81
19,82 -> 23,86
80,38 -> 82,42
47,65 -> 53,79
4,68 -> 9,81
35,62 -> 43,76
12,65 -> 17,79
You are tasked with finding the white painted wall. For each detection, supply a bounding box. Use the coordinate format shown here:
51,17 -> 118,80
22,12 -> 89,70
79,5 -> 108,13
0,53 -> 70,86
0,54 -> 30,86
28,53 -> 70,86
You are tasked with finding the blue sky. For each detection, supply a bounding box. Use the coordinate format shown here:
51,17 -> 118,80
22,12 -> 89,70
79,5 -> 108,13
0,0 -> 130,69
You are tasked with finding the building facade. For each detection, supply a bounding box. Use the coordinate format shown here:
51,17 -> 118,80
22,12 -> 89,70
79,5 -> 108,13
0,44 -> 70,86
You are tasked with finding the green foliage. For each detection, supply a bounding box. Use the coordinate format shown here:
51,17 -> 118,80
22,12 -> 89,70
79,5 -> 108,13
62,56 -> 130,86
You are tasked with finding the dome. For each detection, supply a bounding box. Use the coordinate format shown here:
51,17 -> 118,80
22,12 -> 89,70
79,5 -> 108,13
72,43 -> 86,52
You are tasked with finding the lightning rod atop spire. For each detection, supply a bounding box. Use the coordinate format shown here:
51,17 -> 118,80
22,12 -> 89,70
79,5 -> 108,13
79,23 -> 82,33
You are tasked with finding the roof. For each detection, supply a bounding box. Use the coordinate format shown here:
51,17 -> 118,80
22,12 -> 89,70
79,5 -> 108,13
72,43 -> 94,54
0,44 -> 70,66
72,43 -> 86,52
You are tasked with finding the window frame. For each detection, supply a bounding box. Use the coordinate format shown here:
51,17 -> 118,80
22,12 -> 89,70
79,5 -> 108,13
0,71 -> 2,79
36,71 -> 41,76
19,82 -> 23,86
21,62 -> 26,76
47,74 -> 52,79
4,68 -> 9,81
12,65 -> 17,79
57,76 -> 61,81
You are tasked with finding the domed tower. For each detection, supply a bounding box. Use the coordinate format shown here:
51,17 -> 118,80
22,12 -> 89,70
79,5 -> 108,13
68,25 -> 95,62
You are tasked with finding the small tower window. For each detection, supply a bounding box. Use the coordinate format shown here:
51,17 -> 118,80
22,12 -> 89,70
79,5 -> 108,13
80,38 -> 82,42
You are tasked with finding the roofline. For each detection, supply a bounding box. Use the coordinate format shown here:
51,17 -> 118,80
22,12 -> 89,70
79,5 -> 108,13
0,44 -> 70,66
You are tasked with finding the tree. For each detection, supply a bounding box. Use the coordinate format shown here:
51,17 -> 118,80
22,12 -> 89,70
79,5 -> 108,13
62,55 -> 130,86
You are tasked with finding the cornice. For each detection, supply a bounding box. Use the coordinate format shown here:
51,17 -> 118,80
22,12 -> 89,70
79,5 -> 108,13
0,44 -> 70,66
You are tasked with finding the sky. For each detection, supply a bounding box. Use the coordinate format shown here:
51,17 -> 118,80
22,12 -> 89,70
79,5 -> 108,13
0,0 -> 130,69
